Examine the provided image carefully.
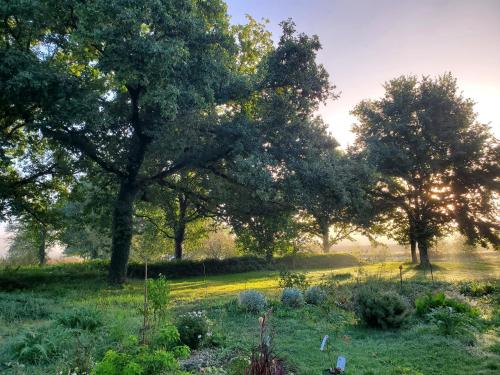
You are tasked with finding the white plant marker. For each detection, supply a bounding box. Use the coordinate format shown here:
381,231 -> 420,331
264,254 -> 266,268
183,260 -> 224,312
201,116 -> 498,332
336,356 -> 346,371
320,335 -> 329,351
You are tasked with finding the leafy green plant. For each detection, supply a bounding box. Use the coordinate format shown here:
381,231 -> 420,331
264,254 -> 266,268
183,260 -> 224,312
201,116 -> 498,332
278,271 -> 309,290
459,281 -> 496,297
152,324 -> 191,359
148,275 -> 171,322
92,348 -> 184,375
57,307 -> 103,331
355,288 -> 409,329
304,286 -> 327,305
8,327 -> 71,365
0,293 -> 51,322
415,292 -> 479,318
238,290 -> 267,313
176,311 -> 209,349
428,306 -> 476,336
281,287 -> 304,308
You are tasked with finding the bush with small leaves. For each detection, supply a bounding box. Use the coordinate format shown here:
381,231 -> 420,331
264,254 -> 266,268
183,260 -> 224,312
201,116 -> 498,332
279,270 -> 309,290
304,286 -> 327,305
175,311 -> 209,349
57,307 -> 103,331
281,287 -> 304,308
355,287 -> 409,329
237,290 -> 267,313
148,275 -> 171,322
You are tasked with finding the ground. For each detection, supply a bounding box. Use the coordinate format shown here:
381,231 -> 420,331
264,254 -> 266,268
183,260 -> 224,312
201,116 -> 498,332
0,256 -> 499,374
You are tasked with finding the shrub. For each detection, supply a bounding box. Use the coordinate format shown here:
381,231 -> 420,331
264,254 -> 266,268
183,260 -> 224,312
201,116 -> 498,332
175,311 -> 209,349
355,288 -> 409,329
92,348 -> 183,375
57,307 -> 103,331
281,287 -> 304,308
8,327 -> 71,364
238,290 -> 267,313
148,275 -> 170,322
278,271 -> 309,290
304,286 -> 327,305
0,293 -> 51,322
415,292 -> 479,318
428,306 -> 476,336
459,281 -> 496,297
152,324 -> 191,359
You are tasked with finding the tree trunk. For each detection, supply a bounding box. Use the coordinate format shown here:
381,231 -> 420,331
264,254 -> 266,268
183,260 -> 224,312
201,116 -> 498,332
321,226 -> 330,253
417,239 -> 431,268
38,227 -> 47,266
109,181 -> 139,284
173,194 -> 187,260
410,237 -> 417,264
173,225 -> 185,260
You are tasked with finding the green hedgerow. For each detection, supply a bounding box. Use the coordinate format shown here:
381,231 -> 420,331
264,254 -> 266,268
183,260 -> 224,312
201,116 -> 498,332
237,290 -> 267,313
281,287 -> 305,308
355,287 -> 409,329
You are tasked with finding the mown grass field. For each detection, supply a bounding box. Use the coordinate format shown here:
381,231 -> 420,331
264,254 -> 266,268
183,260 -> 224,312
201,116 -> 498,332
0,256 -> 499,374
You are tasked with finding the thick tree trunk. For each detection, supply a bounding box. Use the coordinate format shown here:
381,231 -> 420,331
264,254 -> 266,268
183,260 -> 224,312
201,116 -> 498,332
417,239 -> 431,268
173,225 -> 185,260
109,181 -> 139,284
321,226 -> 330,253
38,227 -> 47,266
410,238 -> 417,264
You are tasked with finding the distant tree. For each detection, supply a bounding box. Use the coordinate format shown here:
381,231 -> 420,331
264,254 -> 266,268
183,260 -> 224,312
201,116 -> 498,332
289,135 -> 377,253
352,74 -> 499,266
1,2 -> 332,283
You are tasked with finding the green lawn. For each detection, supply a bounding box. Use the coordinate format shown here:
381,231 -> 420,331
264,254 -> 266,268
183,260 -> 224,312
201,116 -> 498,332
0,259 -> 499,374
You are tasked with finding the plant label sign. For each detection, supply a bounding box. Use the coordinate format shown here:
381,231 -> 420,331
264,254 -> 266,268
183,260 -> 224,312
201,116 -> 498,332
320,335 -> 329,351
336,356 -> 346,371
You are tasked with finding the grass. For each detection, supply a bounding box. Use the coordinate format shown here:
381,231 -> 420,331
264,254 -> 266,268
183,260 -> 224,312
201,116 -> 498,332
0,258 -> 499,374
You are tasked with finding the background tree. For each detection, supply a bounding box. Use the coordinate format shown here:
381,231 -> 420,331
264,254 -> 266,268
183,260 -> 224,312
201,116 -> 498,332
352,73 -> 499,266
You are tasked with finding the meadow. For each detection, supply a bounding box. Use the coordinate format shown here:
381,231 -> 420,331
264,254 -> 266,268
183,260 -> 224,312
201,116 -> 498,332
0,256 -> 499,374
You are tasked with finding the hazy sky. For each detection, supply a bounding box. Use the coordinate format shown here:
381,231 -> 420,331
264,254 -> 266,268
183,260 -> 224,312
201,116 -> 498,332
227,0 -> 500,147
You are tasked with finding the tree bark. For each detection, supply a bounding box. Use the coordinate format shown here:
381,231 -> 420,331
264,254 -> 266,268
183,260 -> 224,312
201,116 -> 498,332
38,227 -> 47,266
321,226 -> 330,253
417,239 -> 431,268
410,237 -> 417,264
109,180 -> 139,284
173,194 -> 187,260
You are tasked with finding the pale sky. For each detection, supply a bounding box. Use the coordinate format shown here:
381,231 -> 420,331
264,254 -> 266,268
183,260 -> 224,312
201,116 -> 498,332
227,0 -> 500,147
2,0 -> 500,256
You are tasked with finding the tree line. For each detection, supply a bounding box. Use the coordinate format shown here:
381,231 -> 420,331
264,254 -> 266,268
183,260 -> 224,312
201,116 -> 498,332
1,0 -> 498,283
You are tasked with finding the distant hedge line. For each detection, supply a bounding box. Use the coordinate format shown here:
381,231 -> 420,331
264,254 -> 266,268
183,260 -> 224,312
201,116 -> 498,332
0,254 -> 359,290
127,253 -> 359,279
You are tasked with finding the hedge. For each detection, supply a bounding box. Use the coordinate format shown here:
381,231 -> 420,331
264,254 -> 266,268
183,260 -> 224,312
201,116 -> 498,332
127,253 -> 359,279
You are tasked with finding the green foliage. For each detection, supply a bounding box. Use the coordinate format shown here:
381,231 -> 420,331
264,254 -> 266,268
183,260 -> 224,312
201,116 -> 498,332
428,307 -> 476,337
175,311 -> 209,350
92,348 -> 184,375
57,307 -> 103,331
415,292 -> 479,318
153,325 -> 180,350
278,270 -> 309,290
281,287 -> 305,308
355,287 -> 409,329
237,290 -> 268,313
7,327 -> 71,365
0,293 -> 51,322
304,286 -> 327,305
459,281 -> 496,297
147,275 -> 170,322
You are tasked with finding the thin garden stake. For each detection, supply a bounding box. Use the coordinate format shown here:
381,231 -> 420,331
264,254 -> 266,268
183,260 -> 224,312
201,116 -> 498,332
399,264 -> 403,290
142,256 -> 148,345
